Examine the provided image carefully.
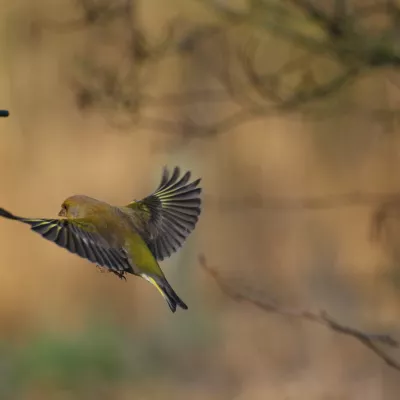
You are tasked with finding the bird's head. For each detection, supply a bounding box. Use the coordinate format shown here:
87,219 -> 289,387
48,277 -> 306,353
58,195 -> 91,218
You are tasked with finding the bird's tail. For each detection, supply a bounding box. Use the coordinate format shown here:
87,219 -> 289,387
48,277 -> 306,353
141,273 -> 188,313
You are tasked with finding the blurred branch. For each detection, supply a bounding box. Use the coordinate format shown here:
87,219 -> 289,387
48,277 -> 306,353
199,254 -> 400,372
370,198 -> 400,241
39,0 -> 130,31
204,190 -> 400,211
238,36 -> 359,108
37,0 -> 400,138
84,98 -> 400,142
141,90 -> 231,106
0,110 -> 9,117
284,0 -> 347,39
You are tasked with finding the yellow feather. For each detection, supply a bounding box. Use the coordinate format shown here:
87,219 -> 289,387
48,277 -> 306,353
142,275 -> 166,299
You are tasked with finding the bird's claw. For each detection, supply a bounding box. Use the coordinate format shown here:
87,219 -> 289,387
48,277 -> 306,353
116,271 -> 127,281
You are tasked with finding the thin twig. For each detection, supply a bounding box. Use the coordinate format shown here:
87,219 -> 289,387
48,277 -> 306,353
204,191 -> 400,211
199,254 -> 400,371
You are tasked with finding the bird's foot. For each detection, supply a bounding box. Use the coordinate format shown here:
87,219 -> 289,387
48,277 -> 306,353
118,272 -> 127,281
112,270 -> 127,281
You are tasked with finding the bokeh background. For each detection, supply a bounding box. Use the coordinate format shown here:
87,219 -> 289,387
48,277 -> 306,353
2,0 -> 400,398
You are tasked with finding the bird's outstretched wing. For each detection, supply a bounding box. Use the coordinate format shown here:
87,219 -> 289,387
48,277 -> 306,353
0,207 -> 133,276
126,166 -> 202,261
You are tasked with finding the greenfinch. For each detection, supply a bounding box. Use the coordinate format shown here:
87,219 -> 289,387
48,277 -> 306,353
0,167 -> 201,312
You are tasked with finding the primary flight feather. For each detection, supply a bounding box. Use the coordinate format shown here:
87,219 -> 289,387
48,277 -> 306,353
0,167 -> 202,313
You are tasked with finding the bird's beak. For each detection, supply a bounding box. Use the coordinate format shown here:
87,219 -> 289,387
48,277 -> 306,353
58,209 -> 66,217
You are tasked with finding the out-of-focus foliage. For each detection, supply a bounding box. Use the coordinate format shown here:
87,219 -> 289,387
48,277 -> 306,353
54,0 -> 400,140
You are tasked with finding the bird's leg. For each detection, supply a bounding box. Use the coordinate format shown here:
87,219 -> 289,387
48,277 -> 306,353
115,271 -> 127,281
112,270 -> 126,281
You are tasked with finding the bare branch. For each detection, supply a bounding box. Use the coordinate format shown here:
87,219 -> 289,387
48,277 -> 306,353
39,0 -> 129,32
38,0 -> 400,137
203,191 -> 400,211
141,90 -> 231,107
284,0 -> 342,38
199,254 -> 400,372
370,198 -> 400,241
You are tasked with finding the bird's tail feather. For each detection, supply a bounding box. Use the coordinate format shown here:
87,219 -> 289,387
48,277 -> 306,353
141,273 -> 188,313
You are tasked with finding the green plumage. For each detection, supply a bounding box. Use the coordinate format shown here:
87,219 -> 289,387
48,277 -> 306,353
126,167 -> 201,261
0,167 -> 202,313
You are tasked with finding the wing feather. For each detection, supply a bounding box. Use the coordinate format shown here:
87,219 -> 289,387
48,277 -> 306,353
25,217 -> 133,274
126,167 -> 202,261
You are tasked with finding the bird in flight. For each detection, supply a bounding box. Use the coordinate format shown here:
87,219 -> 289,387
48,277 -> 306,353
0,167 -> 202,312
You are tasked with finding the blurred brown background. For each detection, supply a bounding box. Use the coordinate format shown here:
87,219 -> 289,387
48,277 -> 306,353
1,0 -> 400,399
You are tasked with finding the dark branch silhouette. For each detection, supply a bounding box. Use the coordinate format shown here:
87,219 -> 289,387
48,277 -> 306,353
204,191 -> 400,211
370,198 -> 400,246
34,0 -> 400,137
199,254 -> 400,372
